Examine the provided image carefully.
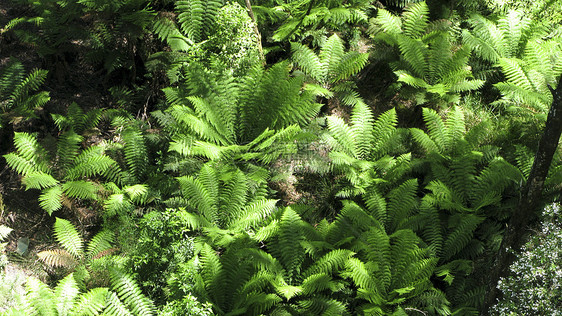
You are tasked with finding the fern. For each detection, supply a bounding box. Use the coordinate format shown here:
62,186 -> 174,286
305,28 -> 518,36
109,270 -> 156,316
371,2 -> 483,107
0,59 -> 49,129
291,34 -> 369,105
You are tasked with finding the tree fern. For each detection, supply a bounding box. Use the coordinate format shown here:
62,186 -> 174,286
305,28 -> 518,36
291,34 -> 369,105
160,61 -> 321,165
371,2 -> 483,106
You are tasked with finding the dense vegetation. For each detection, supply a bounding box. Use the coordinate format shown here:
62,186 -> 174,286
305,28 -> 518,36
0,0 -> 561,314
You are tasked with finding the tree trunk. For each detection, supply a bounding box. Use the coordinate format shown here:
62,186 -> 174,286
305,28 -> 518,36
482,74 -> 562,314
244,0 -> 265,65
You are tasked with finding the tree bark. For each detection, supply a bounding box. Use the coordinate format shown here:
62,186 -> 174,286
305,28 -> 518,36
244,0 -> 265,65
482,74 -> 562,314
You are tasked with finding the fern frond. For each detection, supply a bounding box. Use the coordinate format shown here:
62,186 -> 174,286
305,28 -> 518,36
73,287 -> 108,316
233,199 -> 278,231
56,130 -> 83,170
22,172 -> 58,190
350,101 -> 374,159
87,230 -> 114,259
321,34 -> 345,80
331,51 -> 369,84
422,108 -> 448,152
387,179 -> 419,231
442,214 -> 484,261
327,116 -> 356,157
402,2 -> 429,39
371,108 -> 398,157
0,225 -> 12,241
273,207 -> 306,281
37,249 -> 78,268
497,57 -> 533,91
25,276 -> 56,315
54,218 -> 84,258
9,132 -> 50,174
397,36 -> 428,78
39,186 -> 63,215
54,273 -> 80,315
122,126 -> 148,182
110,270 -> 155,316
374,9 -> 402,35
291,42 -> 323,81
303,249 -> 354,278
62,181 -> 98,200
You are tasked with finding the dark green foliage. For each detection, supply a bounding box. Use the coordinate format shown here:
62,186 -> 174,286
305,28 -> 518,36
0,59 -> 49,128
3,0 -> 562,315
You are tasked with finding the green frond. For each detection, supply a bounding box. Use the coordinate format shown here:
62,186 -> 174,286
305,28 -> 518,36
8,132 -> 50,174
402,2 -> 429,39
498,10 -> 530,58
331,51 -> 369,84
73,287 -> 108,316
397,36 -> 428,78
365,226 -> 392,291
327,115 -> 356,157
497,57 -> 533,91
22,172 -> 58,190
110,270 -> 156,316
303,249 -> 355,278
122,126 -> 148,182
54,273 -> 80,315
253,219 -> 280,242
300,273 -> 331,296
273,207 -> 306,281
374,9 -> 402,35
62,180 -> 98,200
54,217 -> 84,258
177,175 -> 218,223
199,243 -> 224,299
57,130 -> 83,170
297,296 -> 348,315
320,34 -> 345,79
39,186 -> 63,215
233,199 -> 278,231
442,214 -> 484,261
395,70 -> 429,89
152,15 -> 192,52
422,108 -> 448,152
387,179 -> 419,231
342,257 -> 378,293
104,291 -> 134,316
291,42 -> 323,81
364,188 -> 387,224
25,276 -> 56,315
372,108 -> 398,157
350,100 -> 374,159
65,149 -> 119,180
176,0 -> 224,43
87,230 -> 114,259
